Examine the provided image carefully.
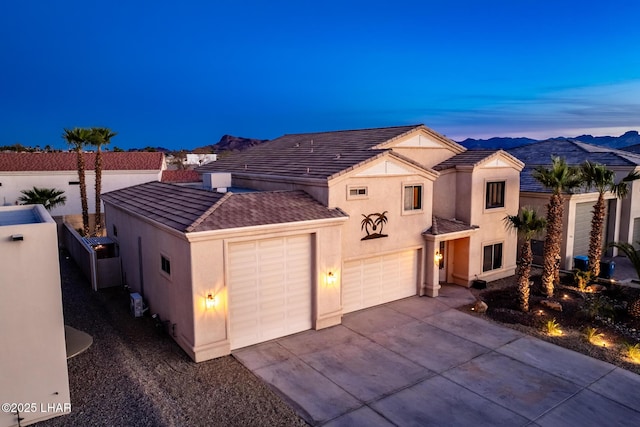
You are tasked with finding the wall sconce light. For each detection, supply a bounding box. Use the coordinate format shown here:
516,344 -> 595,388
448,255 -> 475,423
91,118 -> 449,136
326,271 -> 337,286
434,251 -> 443,264
205,293 -> 218,310
11,234 -> 24,241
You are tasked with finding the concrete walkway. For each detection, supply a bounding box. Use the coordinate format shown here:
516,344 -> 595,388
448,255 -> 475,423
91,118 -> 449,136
234,285 -> 640,426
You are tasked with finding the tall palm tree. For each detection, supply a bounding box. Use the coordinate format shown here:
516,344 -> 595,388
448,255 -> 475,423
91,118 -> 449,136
63,127 -> 92,236
18,187 -> 66,211
504,208 -> 547,312
533,156 -> 583,298
580,161 -> 640,277
89,127 -> 117,236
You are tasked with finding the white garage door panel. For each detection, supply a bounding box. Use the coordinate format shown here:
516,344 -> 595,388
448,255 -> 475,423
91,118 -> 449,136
343,250 -> 418,314
229,235 -> 312,350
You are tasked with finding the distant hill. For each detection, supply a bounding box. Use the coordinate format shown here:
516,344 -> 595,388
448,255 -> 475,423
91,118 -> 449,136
459,130 -> 640,150
194,135 -> 269,154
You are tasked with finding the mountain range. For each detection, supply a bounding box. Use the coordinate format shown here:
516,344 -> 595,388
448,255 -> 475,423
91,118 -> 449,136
460,130 -> 640,150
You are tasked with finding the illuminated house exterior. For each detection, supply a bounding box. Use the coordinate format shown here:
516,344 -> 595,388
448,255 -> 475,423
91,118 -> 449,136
102,125 -> 523,361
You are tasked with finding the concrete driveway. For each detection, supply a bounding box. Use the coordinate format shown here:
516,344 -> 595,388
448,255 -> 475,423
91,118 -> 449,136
234,285 -> 640,426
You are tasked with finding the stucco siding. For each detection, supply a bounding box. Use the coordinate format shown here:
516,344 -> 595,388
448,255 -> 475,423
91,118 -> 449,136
1,170 -> 161,216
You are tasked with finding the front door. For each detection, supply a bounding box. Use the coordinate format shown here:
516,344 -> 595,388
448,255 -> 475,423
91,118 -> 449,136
438,241 -> 447,283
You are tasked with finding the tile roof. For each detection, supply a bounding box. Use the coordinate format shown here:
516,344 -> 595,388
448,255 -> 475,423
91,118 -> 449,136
195,125 -> 428,179
161,169 -> 202,183
423,216 -> 479,236
433,150 -> 500,171
101,182 -> 347,233
508,139 -> 640,193
0,152 -> 164,172
507,139 -> 640,168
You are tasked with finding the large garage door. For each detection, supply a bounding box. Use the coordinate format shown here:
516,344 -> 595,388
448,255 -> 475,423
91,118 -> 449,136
573,202 -> 607,257
342,250 -> 418,314
228,235 -> 312,350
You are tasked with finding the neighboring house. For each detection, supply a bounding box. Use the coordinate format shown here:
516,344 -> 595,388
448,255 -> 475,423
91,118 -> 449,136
0,152 -> 165,217
0,205 -> 70,426
508,139 -> 640,269
102,124 -> 523,361
185,153 -> 216,165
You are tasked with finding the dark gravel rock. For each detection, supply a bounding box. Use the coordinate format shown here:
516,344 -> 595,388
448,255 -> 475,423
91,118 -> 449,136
35,250 -> 307,427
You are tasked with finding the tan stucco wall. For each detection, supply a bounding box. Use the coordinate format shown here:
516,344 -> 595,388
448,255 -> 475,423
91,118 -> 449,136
619,173 -> 640,244
104,205 -> 196,358
184,221 -> 345,361
106,200 -> 347,362
0,205 -> 70,427
328,168 -> 434,262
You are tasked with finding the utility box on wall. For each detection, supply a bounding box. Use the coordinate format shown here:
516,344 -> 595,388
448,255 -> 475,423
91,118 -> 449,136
130,292 -> 144,318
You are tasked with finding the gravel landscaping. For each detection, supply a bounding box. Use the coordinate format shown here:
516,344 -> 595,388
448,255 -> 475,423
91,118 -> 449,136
35,250 -> 307,427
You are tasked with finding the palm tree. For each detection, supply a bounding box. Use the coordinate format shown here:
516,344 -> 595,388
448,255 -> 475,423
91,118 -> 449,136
63,127 -> 92,236
580,161 -> 640,277
533,156 -> 583,298
504,208 -> 547,312
18,187 -> 66,211
89,127 -> 117,236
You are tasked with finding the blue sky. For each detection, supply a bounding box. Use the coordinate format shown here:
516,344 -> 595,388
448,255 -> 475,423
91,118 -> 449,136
2,1 -> 639,150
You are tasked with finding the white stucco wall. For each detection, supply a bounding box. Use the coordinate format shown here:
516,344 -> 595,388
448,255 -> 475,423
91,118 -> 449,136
0,170 -> 162,217
0,205 -> 70,427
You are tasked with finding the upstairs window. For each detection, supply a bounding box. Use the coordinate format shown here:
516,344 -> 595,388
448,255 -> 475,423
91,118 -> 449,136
404,185 -> 423,211
486,181 -> 505,209
347,186 -> 368,200
161,255 -> 171,276
483,243 -> 503,272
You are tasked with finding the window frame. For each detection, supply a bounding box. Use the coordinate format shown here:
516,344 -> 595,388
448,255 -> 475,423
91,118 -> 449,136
402,183 -> 424,214
485,180 -> 506,210
160,254 -> 172,278
482,242 -> 504,272
347,185 -> 368,200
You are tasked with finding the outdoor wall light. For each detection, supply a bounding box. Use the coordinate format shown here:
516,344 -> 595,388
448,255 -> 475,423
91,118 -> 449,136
434,251 -> 443,264
326,271 -> 337,286
11,234 -> 24,241
205,293 -> 218,310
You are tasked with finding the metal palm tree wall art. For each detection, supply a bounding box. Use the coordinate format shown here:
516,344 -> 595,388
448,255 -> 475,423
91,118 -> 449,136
360,211 -> 388,240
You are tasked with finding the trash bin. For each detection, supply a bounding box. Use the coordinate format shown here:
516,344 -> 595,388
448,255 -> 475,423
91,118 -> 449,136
574,255 -> 589,271
599,260 -> 615,279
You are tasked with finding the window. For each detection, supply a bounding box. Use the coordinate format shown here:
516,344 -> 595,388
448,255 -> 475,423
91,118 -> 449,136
483,243 -> 503,272
69,181 -> 80,185
347,186 -> 368,199
404,185 -> 423,211
113,225 -> 118,237
486,181 -> 505,209
161,255 -> 171,275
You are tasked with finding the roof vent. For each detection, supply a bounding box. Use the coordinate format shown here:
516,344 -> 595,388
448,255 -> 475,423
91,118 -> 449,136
335,154 -> 341,159
202,173 -> 231,192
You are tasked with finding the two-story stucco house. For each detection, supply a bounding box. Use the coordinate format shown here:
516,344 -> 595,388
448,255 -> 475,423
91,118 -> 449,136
0,151 -> 165,219
508,139 -> 640,270
102,124 -> 523,361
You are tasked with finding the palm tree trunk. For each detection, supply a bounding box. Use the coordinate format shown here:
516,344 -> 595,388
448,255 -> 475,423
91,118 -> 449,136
94,148 -> 102,236
542,193 -> 563,298
76,151 -> 89,236
518,240 -> 533,312
588,193 -> 606,278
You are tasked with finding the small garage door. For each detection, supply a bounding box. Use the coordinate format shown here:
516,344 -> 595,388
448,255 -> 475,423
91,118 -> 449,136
342,250 -> 418,314
573,202 -> 607,257
228,235 -> 312,350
